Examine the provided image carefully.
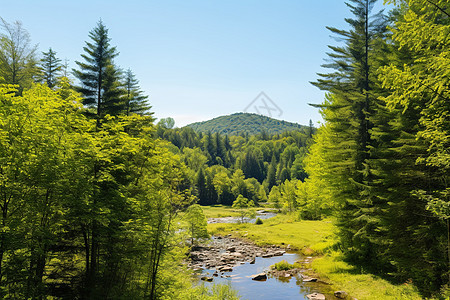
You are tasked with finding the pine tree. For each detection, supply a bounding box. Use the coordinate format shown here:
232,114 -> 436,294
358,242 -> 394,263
311,0 -> 388,265
195,168 -> 208,205
124,68 -> 151,116
266,163 -> 277,191
39,48 -> 62,89
73,20 -> 124,125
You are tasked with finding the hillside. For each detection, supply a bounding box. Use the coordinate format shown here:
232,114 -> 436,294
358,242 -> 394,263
185,113 -> 307,135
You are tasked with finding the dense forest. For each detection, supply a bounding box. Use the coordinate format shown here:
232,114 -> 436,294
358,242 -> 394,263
0,0 -> 450,298
156,118 -> 318,214
186,112 -> 309,136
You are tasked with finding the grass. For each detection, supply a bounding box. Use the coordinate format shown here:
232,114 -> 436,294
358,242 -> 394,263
271,260 -> 300,271
208,213 -> 334,253
205,206 -> 426,300
201,205 -> 242,218
312,252 -> 423,300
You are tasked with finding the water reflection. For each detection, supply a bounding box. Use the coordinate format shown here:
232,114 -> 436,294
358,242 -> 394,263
199,253 -> 330,300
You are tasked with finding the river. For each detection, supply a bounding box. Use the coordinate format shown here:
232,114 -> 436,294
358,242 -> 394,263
198,252 -> 334,299
194,213 -> 336,299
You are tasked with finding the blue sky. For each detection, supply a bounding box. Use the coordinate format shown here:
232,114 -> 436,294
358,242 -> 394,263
6,1 -> 390,127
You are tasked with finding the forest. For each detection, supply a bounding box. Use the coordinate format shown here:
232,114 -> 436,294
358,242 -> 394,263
0,0 -> 449,299
185,112 -> 309,136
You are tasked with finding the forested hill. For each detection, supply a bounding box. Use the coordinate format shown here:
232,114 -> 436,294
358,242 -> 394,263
186,113 -> 308,135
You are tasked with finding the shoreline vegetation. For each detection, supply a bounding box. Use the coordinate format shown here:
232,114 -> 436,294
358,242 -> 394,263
204,205 -> 424,300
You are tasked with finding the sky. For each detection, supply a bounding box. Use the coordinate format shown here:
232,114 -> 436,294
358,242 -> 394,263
4,1 -> 391,127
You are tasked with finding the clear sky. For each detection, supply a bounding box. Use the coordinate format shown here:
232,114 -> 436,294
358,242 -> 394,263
4,1 -> 390,127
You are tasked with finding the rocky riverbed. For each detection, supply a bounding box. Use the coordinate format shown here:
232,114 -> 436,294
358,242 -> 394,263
189,236 -> 350,300
189,235 -> 287,273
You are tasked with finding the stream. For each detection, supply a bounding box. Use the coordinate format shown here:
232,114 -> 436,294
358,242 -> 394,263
198,250 -> 333,300
192,210 -> 338,300
207,210 -> 277,224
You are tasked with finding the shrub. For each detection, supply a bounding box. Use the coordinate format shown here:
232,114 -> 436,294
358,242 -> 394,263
271,260 -> 295,271
255,218 -> 263,225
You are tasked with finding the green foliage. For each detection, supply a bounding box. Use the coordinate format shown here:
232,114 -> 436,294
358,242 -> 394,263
73,20 -> 125,121
39,48 -> 62,88
0,17 -> 38,91
187,112 -> 308,136
255,217 -> 263,225
232,195 -> 255,223
124,68 -> 151,116
271,260 -> 298,271
185,204 -> 209,245
179,283 -> 240,300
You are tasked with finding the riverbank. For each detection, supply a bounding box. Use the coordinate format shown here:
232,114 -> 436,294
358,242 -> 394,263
203,206 -> 425,300
191,235 -> 336,299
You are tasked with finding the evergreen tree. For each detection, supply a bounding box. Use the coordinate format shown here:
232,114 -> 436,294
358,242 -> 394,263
73,20 -> 124,125
214,132 -> 226,165
266,163 -> 277,191
39,48 -> 62,88
195,168 -> 208,205
311,0 -> 388,266
124,68 -> 151,116
378,0 -> 450,293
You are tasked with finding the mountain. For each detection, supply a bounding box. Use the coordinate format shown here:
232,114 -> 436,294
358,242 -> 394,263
185,112 -> 308,136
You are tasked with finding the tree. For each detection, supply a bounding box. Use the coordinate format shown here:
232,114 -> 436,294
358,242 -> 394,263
39,48 -> 62,88
185,204 -> 209,246
379,0 -> 450,293
73,20 -> 124,125
310,0 -> 389,266
265,163 -> 277,191
232,195 -> 255,223
0,17 -> 38,91
124,68 -> 151,115
195,168 -> 209,205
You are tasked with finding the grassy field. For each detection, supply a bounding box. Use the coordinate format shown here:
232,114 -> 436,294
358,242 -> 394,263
201,205 -> 243,218
202,205 -> 425,300
208,213 -> 334,254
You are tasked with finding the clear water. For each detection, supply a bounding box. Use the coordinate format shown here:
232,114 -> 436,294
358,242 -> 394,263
198,253 -> 331,300
208,211 -> 277,224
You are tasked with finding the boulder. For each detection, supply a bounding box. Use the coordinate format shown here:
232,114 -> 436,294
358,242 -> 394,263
252,273 -> 267,281
200,276 -> 213,282
334,291 -> 348,299
227,246 -> 236,252
262,253 -> 274,258
273,250 -> 285,256
249,257 -> 256,264
218,266 -> 233,272
306,293 -> 326,300
302,276 -> 318,282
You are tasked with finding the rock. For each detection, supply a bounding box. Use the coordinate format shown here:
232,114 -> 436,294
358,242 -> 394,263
200,276 -> 213,282
284,273 -> 291,278
227,246 -> 236,252
212,272 -> 218,277
262,253 -> 274,258
334,291 -> 348,299
218,266 -> 233,272
251,273 -> 267,281
216,236 -> 222,239
306,293 -> 326,300
249,257 -> 256,264
302,276 -> 318,282
273,250 -> 285,256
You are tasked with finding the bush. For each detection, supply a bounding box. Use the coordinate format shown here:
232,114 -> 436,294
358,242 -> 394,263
271,260 -> 297,271
255,218 -> 263,225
